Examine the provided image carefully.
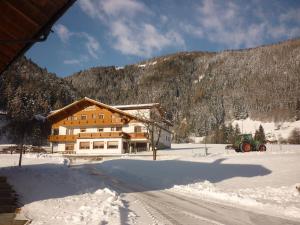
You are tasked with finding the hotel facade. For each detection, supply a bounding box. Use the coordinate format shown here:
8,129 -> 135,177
47,97 -> 172,154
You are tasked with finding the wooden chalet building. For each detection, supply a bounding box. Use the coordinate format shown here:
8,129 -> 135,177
47,97 -> 172,154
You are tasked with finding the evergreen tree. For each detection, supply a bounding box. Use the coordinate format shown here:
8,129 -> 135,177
227,124 -> 235,144
254,124 -> 266,143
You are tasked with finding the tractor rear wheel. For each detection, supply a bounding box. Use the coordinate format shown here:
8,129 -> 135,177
240,142 -> 252,152
258,144 -> 266,151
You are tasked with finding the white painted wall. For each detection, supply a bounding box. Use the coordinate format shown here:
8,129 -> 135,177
154,129 -> 172,148
59,126 -> 66,135
123,122 -> 147,133
52,143 -> 59,152
57,143 -> 65,152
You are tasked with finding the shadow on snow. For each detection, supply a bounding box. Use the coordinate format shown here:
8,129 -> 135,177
0,158 -> 271,205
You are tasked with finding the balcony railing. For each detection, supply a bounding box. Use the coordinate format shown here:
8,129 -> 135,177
128,132 -> 148,139
48,131 -> 131,142
59,118 -> 124,127
77,132 -> 129,139
48,135 -> 77,142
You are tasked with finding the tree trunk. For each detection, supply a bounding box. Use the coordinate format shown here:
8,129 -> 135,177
18,134 -> 24,167
18,143 -> 23,167
151,124 -> 156,160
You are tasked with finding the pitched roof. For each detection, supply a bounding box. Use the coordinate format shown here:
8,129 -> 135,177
113,103 -> 160,110
47,97 -> 173,132
47,97 -> 148,123
0,0 -> 76,75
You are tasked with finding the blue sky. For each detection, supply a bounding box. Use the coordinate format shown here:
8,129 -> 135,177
26,0 -> 300,77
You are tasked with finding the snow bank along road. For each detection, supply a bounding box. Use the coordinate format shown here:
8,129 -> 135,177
88,165 -> 300,225
0,144 -> 300,224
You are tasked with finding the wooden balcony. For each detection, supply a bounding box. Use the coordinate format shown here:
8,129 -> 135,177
48,135 -> 77,142
128,132 -> 148,139
77,132 -> 129,139
57,118 -> 124,127
48,132 -> 130,142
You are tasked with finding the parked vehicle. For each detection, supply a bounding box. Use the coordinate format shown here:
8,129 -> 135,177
233,134 -> 267,152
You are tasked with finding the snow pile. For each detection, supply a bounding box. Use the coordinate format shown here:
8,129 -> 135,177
22,188 -> 126,225
171,181 -> 300,219
0,155 -> 133,225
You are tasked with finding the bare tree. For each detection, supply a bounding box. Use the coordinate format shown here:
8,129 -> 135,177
134,107 -> 170,160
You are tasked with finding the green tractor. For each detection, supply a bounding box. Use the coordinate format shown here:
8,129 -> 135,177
233,134 -> 267,152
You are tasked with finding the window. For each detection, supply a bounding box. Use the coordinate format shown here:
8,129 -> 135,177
98,128 -> 104,132
107,141 -> 118,149
99,114 -> 104,119
66,128 -> 74,135
81,114 -> 87,120
52,129 -> 59,135
93,141 -> 104,149
111,127 -> 121,131
67,116 -> 72,121
134,126 -> 142,132
79,142 -> 90,149
73,116 -> 77,120
92,114 -> 97,119
65,144 -> 74,151
80,128 -> 86,133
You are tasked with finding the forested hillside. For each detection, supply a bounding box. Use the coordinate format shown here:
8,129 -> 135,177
0,57 -> 78,144
1,39 -> 299,143
66,39 -> 300,141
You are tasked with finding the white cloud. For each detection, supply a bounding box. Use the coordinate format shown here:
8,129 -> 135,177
182,0 -> 300,49
79,32 -> 100,59
54,24 -> 72,43
79,0 -> 185,57
100,0 -> 147,17
54,23 -> 100,59
110,20 -> 185,57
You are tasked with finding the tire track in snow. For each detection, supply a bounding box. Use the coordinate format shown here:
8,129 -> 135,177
88,166 -> 225,225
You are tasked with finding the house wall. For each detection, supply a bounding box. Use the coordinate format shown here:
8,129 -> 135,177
49,100 -> 172,154
59,126 -> 67,135
123,122 -> 148,133
57,143 -> 66,152
155,128 -> 172,148
75,138 -> 124,154
51,143 -> 58,152
54,138 -> 125,154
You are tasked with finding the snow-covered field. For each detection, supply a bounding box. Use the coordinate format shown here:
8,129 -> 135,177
0,144 -> 299,224
231,118 -> 300,140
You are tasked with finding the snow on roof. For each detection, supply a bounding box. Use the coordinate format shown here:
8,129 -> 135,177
113,103 -> 160,110
47,97 -> 150,123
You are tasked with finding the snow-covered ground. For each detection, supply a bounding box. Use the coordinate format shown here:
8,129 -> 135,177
0,144 -> 299,224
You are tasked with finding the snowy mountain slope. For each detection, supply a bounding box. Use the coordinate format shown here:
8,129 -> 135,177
231,118 -> 300,140
66,39 -> 300,141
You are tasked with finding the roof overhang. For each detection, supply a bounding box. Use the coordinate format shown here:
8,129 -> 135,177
0,0 -> 76,75
47,97 -> 149,124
